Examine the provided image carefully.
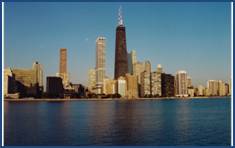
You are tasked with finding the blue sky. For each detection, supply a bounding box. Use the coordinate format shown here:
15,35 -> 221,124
4,2 -> 231,86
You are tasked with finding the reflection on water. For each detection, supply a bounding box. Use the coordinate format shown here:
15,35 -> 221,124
4,98 -> 230,146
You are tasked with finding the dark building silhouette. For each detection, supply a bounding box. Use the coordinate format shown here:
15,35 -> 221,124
161,73 -> 175,97
114,7 -> 128,79
46,77 -> 64,98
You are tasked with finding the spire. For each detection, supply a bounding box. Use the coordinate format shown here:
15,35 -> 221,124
118,6 -> 124,26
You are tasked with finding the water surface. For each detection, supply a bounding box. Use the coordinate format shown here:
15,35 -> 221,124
4,98 -> 231,146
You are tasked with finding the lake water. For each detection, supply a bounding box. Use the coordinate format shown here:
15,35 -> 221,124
4,97 -> 231,146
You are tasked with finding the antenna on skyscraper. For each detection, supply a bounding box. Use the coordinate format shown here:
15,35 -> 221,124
118,6 -> 124,26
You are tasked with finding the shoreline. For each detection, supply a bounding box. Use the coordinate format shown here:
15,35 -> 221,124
4,96 -> 231,102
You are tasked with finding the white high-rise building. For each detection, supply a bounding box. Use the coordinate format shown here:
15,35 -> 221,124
95,37 -> 106,94
117,76 -> 127,97
175,70 -> 188,97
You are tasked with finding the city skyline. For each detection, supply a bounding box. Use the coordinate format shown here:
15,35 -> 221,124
4,2 -> 231,86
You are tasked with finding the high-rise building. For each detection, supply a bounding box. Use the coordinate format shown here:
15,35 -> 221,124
88,68 -> 96,93
207,80 -> 219,96
145,61 -> 151,74
175,70 -> 188,97
151,64 -> 162,97
125,74 -> 138,99
133,61 -> 145,84
117,76 -> 127,97
140,71 -> 151,97
128,50 -> 137,75
96,37 -> 106,94
46,76 -> 64,98
114,7 -> 128,79
140,61 -> 151,97
156,64 -> 162,96
32,61 -> 43,91
58,48 -> 69,86
151,71 -> 158,96
161,73 -> 175,97
59,48 -> 67,74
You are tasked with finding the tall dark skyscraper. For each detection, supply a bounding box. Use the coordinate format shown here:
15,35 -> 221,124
114,6 -> 128,79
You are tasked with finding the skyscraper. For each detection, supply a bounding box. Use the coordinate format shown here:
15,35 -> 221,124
58,48 -> 69,86
151,64 -> 162,97
46,76 -> 64,98
161,73 -> 175,97
96,37 -> 106,94
140,71 -> 151,97
114,6 -> 128,79
133,61 -> 145,84
32,61 -> 43,89
128,50 -> 137,75
207,80 -> 219,96
175,70 -> 188,97
141,61 -> 151,97
59,48 -> 67,74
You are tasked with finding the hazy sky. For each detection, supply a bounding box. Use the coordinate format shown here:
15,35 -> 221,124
4,2 -> 231,86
